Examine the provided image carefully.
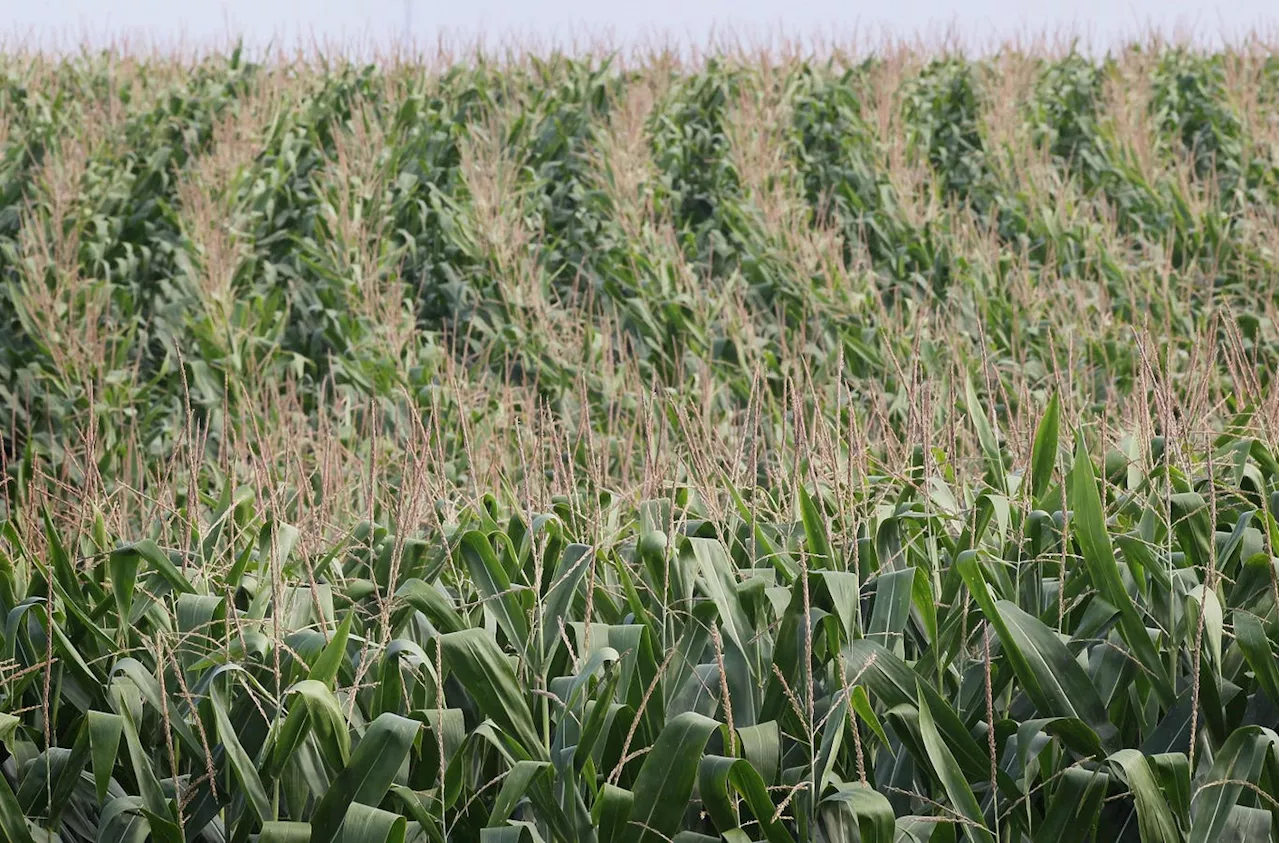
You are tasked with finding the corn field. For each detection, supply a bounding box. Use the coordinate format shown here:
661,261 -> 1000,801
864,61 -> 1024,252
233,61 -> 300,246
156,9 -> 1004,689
0,35 -> 1277,843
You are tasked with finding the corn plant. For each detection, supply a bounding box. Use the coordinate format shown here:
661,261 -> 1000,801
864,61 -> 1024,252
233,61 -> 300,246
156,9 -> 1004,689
0,36 -> 1276,843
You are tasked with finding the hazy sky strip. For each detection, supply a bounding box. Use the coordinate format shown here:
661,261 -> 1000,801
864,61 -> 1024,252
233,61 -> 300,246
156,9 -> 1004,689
6,0 -> 1276,55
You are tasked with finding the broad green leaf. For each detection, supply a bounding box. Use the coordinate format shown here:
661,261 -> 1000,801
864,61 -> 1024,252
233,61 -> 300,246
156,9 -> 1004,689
1033,766 -> 1107,843
1184,584 -> 1223,676
210,678 -> 272,826
799,485 -> 834,570
737,720 -> 781,786
819,782 -> 895,843
868,568 -> 916,650
1169,492 -> 1214,573
112,540 -> 196,597
726,483 -> 796,582
625,711 -> 720,843
815,570 -> 863,646
415,708 -> 466,769
909,566 -> 938,645
480,821 -> 542,842
687,538 -> 752,657
576,663 -> 623,770
99,796 -> 151,843
108,547 -> 140,631
458,531 -> 531,652
0,760 -> 33,843
439,628 -> 545,760
698,755 -> 795,843
957,552 -> 1111,746
1189,726 -> 1278,843
592,783 -> 634,843
687,537 -> 759,724
310,611 -> 354,686
109,659 -> 204,761
966,375 -> 1006,493
487,760 -> 551,827
311,714 -> 421,843
850,685 -> 890,750
389,786 -> 446,843
1070,437 -> 1175,706
537,543 -> 592,667
110,683 -> 183,843
1107,749 -> 1182,843
1233,611 -> 1277,703
916,684 -> 995,843
338,801 -> 408,843
88,709 -> 124,803
271,680 -> 352,780
1149,752 -> 1191,828
262,822 -> 313,843
1221,805 -> 1273,841
1031,393 -> 1060,501
844,640 -> 1018,798
1015,717 -> 1103,772
815,688 -> 849,791
394,579 -> 466,634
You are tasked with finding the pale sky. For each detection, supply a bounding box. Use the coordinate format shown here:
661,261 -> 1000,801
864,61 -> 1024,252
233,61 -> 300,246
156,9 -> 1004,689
5,0 -> 1276,54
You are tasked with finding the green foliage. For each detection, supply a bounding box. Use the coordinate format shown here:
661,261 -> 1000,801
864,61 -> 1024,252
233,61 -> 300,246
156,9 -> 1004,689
0,41 -> 1276,843
0,434 -> 1274,841
902,58 -> 989,204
